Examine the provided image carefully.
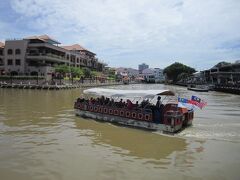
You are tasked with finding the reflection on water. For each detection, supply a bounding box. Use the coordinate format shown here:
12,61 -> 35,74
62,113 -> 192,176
74,118 -> 186,162
0,85 -> 240,180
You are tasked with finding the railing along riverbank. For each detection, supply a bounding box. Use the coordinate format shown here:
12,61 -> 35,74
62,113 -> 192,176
173,82 -> 240,95
214,84 -> 240,95
0,79 -> 139,90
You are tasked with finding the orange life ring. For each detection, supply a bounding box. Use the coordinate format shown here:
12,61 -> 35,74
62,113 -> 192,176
126,111 -> 131,118
109,109 -> 113,115
114,109 -> 119,116
145,114 -> 152,121
132,112 -> 137,119
94,106 -> 98,112
89,106 -> 94,112
104,107 -> 108,114
145,114 -> 150,121
120,110 -> 125,116
138,113 -> 143,120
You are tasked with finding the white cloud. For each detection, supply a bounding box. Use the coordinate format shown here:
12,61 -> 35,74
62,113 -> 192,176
7,0 -> 240,69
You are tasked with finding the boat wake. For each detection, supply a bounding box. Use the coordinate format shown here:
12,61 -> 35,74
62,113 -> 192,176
177,123 -> 240,143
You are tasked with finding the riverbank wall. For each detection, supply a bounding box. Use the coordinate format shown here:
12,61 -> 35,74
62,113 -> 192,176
214,84 -> 240,95
0,79 -> 139,90
172,83 -> 240,95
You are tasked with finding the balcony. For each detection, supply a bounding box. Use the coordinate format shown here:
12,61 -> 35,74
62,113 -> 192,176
28,42 -> 67,53
26,53 -> 69,63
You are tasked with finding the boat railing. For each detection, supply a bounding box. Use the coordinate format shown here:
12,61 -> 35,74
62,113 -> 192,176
75,102 -> 153,121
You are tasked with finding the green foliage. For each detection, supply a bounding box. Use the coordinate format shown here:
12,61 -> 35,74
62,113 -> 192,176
105,68 -> 117,80
70,67 -> 83,77
107,76 -> 115,80
91,70 -> 102,77
82,67 -> 91,78
54,65 -> 70,74
177,72 -> 189,81
54,65 -> 85,78
163,62 -> 196,82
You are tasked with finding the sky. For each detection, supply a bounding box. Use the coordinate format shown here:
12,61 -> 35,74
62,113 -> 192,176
0,0 -> 240,70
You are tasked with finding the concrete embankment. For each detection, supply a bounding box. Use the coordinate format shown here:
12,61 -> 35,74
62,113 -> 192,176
173,83 -> 240,95
0,82 -> 139,90
214,84 -> 240,95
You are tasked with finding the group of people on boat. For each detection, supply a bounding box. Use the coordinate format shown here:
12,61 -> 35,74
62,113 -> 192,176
76,95 -> 162,111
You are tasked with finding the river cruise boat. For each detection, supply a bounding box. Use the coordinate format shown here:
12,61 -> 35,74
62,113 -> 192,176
187,84 -> 209,92
74,88 -> 194,133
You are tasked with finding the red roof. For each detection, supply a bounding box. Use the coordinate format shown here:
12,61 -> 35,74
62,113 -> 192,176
61,44 -> 95,54
24,34 -> 60,44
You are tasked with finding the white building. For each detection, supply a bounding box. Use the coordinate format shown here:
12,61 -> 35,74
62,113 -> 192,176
115,67 -> 139,78
141,68 -> 165,83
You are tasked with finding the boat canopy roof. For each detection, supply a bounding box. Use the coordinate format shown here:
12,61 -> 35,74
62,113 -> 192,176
83,88 -> 175,98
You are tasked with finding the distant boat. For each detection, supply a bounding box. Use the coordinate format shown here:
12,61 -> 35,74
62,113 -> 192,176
187,85 -> 209,92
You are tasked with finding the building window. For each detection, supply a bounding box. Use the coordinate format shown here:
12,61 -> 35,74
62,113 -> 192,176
7,59 -> 13,65
16,59 -> 21,65
15,49 -> 21,55
0,49 -> 3,55
8,49 -> 13,55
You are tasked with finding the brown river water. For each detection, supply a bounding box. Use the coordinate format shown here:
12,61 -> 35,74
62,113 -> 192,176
0,84 -> 240,180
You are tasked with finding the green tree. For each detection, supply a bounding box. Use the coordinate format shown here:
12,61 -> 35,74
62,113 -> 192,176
177,72 -> 189,82
70,67 -> 83,78
54,65 -> 70,75
163,62 -> 196,82
69,67 -> 83,84
54,64 -> 70,84
91,70 -> 98,77
104,68 -> 116,80
83,67 -> 92,78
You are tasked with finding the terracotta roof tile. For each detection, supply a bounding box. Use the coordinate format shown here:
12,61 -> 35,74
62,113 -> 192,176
0,41 -> 4,48
61,44 -> 95,54
38,34 -> 60,44
24,34 -> 60,44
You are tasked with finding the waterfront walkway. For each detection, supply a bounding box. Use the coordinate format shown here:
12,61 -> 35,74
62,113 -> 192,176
174,82 -> 240,95
0,82 -> 126,90
214,84 -> 240,95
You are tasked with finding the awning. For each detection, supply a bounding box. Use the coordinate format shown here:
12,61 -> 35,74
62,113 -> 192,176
83,88 -> 175,98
